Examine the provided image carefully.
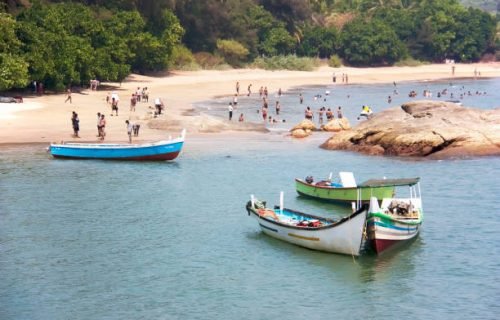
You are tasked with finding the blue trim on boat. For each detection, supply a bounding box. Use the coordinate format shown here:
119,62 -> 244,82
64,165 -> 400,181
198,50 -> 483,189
259,223 -> 278,233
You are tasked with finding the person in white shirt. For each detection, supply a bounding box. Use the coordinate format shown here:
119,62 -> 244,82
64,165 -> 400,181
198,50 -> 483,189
125,120 -> 133,143
154,97 -> 164,115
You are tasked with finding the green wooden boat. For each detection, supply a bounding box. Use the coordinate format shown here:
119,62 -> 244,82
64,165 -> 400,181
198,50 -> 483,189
295,172 -> 405,204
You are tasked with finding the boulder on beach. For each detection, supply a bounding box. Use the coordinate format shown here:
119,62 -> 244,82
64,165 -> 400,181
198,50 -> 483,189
290,119 -> 316,138
291,119 -> 316,131
322,118 -> 351,132
320,100 -> 500,159
291,128 -> 310,138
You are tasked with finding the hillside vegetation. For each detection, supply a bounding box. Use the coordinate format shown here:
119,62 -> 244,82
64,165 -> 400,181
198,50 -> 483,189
0,0 -> 497,91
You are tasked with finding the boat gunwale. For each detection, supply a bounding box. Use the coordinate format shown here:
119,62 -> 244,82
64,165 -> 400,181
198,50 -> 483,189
295,178 -> 396,191
50,138 -> 184,150
368,210 -> 423,225
246,201 -> 368,231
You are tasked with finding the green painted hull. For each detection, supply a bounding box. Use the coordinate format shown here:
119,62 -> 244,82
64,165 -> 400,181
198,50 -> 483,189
295,179 -> 395,204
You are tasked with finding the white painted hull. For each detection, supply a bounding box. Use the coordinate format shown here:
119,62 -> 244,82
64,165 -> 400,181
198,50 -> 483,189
249,207 -> 367,256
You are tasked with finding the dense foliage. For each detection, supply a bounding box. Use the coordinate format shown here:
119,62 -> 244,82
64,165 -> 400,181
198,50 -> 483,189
0,0 -> 497,91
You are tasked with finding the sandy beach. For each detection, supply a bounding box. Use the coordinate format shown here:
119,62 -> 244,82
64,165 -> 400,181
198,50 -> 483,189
1,62 -> 499,145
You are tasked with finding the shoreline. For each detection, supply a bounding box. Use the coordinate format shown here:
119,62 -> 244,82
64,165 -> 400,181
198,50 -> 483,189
0,62 -> 499,145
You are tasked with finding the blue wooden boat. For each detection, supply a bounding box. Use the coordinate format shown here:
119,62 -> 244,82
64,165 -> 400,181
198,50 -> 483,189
49,129 -> 185,161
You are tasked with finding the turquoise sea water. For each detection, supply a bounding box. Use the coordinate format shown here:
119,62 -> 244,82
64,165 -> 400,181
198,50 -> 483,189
1,79 -> 499,319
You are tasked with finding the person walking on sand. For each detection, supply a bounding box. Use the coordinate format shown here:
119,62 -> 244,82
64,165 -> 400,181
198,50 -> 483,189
125,120 -> 133,143
228,103 -> 234,121
247,84 -> 252,96
65,88 -> 72,104
236,81 -> 240,95
71,111 -> 80,138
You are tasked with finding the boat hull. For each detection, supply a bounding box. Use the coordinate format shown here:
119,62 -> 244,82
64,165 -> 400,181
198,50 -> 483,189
247,203 -> 368,256
49,141 -> 184,161
295,179 -> 394,204
366,212 -> 422,254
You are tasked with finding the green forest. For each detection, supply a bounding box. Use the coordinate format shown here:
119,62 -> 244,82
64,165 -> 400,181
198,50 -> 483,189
0,0 -> 498,91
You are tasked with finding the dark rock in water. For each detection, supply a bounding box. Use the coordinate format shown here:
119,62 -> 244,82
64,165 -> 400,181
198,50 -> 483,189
321,101 -> 500,159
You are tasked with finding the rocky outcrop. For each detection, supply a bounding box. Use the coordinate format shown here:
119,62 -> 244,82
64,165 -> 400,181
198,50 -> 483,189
290,119 -> 316,138
322,118 -> 351,132
321,101 -> 500,159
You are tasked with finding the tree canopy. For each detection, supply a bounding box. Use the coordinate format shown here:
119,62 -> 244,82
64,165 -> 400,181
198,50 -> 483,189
0,0 -> 497,91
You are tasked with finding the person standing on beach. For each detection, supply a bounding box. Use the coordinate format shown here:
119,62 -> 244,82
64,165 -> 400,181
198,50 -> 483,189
133,123 -> 140,137
236,81 -> 240,95
96,112 -> 101,137
299,93 -> 304,104
135,87 -> 141,103
233,94 -> 238,106
275,101 -> 281,115
130,93 -> 137,112
154,97 -> 164,115
125,120 -> 133,143
111,97 -> 119,116
228,103 -> 234,121
247,84 -> 252,96
71,111 -> 80,138
99,115 -> 106,140
65,88 -> 72,104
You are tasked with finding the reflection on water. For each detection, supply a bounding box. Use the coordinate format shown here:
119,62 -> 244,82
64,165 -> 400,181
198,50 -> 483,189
358,237 -> 423,283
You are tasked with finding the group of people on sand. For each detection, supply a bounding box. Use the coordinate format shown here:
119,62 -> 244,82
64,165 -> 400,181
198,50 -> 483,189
332,72 -> 349,83
68,86 -> 147,143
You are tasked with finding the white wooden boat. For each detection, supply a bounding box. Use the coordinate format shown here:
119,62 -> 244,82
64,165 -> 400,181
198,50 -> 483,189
246,193 -> 368,256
